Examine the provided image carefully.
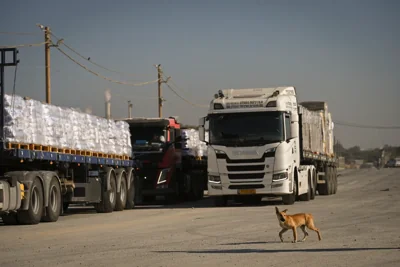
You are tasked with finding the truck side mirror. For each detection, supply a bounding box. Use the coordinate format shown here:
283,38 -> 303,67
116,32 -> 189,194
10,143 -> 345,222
198,116 -> 206,126
199,126 -> 206,142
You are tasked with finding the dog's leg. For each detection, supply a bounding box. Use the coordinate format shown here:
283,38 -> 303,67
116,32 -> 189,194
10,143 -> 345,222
291,227 -> 297,243
279,228 -> 288,242
307,220 -> 322,241
300,225 -> 308,242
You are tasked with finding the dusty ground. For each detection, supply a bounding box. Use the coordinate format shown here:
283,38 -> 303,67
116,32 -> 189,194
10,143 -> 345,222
1,168 -> 399,267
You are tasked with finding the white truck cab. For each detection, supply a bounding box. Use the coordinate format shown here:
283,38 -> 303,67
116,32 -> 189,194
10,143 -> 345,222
199,87 -> 317,206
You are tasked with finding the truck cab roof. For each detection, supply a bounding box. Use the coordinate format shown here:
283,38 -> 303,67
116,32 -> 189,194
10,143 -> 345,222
209,86 -> 297,114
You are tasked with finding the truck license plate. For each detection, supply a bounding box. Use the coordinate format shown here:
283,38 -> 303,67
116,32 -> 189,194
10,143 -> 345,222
238,189 -> 256,195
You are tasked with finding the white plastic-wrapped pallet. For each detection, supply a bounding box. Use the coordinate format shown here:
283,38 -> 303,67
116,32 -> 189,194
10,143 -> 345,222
3,93 -> 132,158
3,94 -> 30,144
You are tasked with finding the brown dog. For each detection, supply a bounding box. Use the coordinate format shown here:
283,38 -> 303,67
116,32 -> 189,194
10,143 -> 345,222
275,206 -> 322,243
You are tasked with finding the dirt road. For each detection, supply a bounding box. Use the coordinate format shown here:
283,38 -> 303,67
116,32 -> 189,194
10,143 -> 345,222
1,169 -> 399,267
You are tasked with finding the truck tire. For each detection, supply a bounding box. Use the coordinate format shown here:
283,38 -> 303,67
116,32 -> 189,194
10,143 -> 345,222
333,167 -> 338,194
282,171 -> 298,205
188,173 -> 204,201
17,177 -> 44,225
94,172 -> 117,213
1,213 -> 19,225
317,166 -> 331,196
115,176 -> 127,211
125,175 -> 136,210
299,172 -> 311,201
328,166 -> 335,195
62,203 -> 69,213
42,177 -> 61,222
310,169 -> 317,200
214,196 -> 228,207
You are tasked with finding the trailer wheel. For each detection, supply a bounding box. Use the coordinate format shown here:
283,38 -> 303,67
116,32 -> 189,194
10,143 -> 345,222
188,172 -> 204,201
310,169 -> 317,200
282,171 -> 298,205
333,167 -> 338,194
1,213 -> 19,225
214,196 -> 228,207
17,177 -> 44,225
125,175 -> 136,210
328,166 -> 335,195
115,176 -> 127,211
42,177 -> 61,222
299,172 -> 311,201
317,166 -> 331,196
94,172 -> 117,213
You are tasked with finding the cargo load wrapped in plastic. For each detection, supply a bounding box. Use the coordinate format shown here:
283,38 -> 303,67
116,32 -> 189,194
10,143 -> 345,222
181,128 -> 208,158
3,94 -> 132,157
299,101 -> 334,156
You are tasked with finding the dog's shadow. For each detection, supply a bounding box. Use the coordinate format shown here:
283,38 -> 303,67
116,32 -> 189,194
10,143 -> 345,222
220,241 -> 282,246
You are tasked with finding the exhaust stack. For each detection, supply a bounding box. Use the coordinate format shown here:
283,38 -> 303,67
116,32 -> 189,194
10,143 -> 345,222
128,101 -> 132,119
104,89 -> 111,119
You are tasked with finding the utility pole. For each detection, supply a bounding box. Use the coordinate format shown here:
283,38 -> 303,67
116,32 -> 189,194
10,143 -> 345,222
128,100 -> 133,118
0,48 -> 19,150
155,64 -> 170,118
44,26 -> 51,104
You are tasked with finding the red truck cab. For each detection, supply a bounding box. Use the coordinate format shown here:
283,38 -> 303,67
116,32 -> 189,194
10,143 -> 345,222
123,116 -> 185,203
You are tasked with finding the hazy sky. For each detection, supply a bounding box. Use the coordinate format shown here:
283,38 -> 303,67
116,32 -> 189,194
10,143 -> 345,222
1,0 -> 399,149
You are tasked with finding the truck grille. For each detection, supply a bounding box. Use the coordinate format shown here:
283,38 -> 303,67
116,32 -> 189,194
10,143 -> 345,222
217,150 -> 274,164
228,173 -> 265,180
227,165 -> 265,172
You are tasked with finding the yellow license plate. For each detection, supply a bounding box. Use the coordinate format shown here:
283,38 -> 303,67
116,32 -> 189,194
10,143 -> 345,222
238,189 -> 256,195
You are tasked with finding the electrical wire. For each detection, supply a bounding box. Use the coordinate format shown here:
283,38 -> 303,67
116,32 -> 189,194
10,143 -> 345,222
165,83 -> 209,108
0,42 -> 47,49
0,31 -> 40,36
55,46 -> 159,87
333,121 -> 400,129
50,32 -> 141,78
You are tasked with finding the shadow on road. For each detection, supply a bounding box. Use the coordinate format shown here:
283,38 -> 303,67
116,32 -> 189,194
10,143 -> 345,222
220,241 -> 282,245
153,247 -> 400,254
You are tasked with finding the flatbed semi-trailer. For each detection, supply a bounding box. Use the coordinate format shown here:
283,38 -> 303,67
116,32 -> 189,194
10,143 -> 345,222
0,85 -> 137,225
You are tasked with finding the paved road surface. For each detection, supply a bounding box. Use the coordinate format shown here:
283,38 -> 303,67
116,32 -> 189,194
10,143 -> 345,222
1,169 -> 399,267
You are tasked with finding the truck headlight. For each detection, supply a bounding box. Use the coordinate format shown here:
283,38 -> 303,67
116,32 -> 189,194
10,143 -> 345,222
157,168 -> 170,184
265,147 -> 276,157
272,172 -> 288,182
214,149 -> 226,155
208,175 -> 221,184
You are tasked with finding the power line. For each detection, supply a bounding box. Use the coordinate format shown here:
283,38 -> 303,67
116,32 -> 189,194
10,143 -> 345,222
0,42 -> 47,49
165,82 -> 209,108
334,121 -> 400,129
49,32 -> 142,78
55,46 -> 159,87
0,31 -> 40,36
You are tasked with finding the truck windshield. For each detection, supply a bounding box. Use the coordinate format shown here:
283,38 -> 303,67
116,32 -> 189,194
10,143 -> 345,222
208,111 -> 284,146
129,126 -> 166,151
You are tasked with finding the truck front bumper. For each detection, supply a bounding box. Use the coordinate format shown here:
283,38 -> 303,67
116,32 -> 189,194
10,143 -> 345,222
207,179 -> 292,197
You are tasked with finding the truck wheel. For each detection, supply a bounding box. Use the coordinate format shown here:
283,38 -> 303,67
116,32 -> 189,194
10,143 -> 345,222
115,176 -> 127,211
317,166 -> 331,196
17,177 -> 44,225
328,166 -> 335,195
299,172 -> 311,201
94,172 -> 117,213
125,176 -> 136,210
42,177 -> 61,222
188,174 -> 204,201
63,203 -> 69,213
214,196 -> 228,207
1,213 -> 19,225
310,170 -> 317,200
282,172 -> 298,205
333,167 -> 338,194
